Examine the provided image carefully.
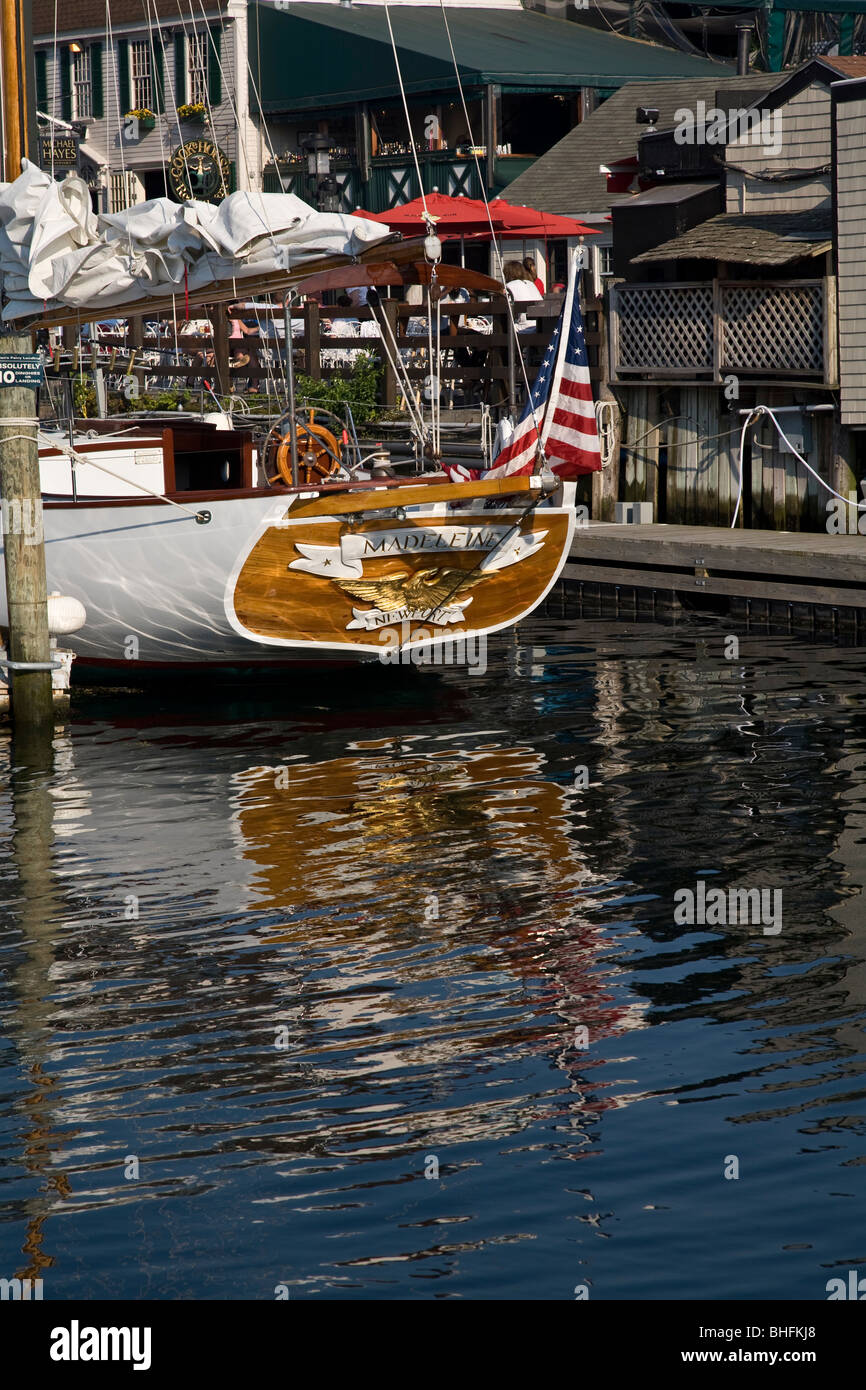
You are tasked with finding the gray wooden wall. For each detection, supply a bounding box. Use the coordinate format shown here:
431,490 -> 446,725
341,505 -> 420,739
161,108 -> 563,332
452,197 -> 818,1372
835,93 -> 866,428
610,385 -> 855,531
725,83 -> 831,216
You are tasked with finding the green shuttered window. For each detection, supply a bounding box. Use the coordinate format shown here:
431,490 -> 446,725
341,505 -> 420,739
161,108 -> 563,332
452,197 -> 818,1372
117,38 -> 131,113
208,25 -> 221,107
59,46 -> 72,121
175,34 -> 187,107
35,51 -> 48,112
91,44 -> 104,120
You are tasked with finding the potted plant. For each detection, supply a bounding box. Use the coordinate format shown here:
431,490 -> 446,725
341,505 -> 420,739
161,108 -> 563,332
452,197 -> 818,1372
177,102 -> 208,125
125,108 -> 155,133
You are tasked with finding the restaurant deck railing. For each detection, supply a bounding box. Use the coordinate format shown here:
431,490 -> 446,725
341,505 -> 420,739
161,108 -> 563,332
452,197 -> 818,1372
36,293 -> 603,415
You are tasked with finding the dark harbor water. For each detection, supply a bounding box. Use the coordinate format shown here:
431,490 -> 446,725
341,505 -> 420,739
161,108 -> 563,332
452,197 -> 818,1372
2,615 -> 866,1301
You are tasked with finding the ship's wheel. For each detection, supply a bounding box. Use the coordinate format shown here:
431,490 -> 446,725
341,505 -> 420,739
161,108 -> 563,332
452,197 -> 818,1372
265,408 -> 343,488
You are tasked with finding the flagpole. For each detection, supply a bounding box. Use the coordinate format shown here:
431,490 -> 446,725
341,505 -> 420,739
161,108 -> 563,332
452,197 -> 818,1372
539,246 -> 581,457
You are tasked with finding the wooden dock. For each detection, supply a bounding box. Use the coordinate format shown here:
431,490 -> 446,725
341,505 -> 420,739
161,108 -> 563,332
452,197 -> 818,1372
561,522 -> 866,632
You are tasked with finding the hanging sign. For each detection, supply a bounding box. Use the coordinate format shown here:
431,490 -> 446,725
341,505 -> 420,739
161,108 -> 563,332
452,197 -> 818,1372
39,133 -> 80,170
0,355 -> 45,388
168,140 -> 232,203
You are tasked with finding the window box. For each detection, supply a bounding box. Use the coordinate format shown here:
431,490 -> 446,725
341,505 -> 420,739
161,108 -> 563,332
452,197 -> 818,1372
178,103 -> 207,125
126,109 -> 155,133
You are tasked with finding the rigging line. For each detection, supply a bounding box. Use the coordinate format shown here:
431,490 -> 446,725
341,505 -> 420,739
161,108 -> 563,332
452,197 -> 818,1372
426,283 -> 435,450
182,1 -> 229,197
237,52 -> 291,404
245,300 -> 280,409
244,35 -> 283,194
379,299 -> 432,441
36,430 -> 211,520
105,1 -> 134,257
190,0 -> 281,262
151,5 -> 195,203
373,311 -> 428,442
418,484 -> 551,624
142,0 -> 171,200
435,0 -> 541,449
51,0 -> 58,178
382,1 -> 428,218
368,301 -> 427,440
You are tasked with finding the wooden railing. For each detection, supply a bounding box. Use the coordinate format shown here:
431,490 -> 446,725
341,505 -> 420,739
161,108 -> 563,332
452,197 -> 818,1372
35,294 -> 604,413
609,278 -> 836,384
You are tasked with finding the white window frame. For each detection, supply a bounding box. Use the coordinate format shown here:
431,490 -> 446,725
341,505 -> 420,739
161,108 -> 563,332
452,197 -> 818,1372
109,170 -> 143,212
187,32 -> 209,107
71,46 -> 93,120
130,39 -> 153,112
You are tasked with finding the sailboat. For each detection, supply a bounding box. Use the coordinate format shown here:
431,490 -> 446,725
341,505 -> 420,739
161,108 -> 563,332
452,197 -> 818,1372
0,6 -> 598,682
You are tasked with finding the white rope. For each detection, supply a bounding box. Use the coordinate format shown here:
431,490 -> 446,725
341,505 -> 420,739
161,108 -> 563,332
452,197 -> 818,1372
190,0 -> 282,264
595,400 -> 615,468
382,1 -> 429,219
51,0 -> 59,178
731,404 -> 866,528
152,3 -> 195,204
105,1 -> 135,253
435,0 -> 542,450
368,302 -> 427,441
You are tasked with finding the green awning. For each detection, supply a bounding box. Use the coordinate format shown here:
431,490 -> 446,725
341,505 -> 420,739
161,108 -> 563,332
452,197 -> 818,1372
248,3 -> 730,114
686,0 -> 865,9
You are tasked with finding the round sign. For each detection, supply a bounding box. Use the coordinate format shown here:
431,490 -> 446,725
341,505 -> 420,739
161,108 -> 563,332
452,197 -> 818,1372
168,139 -> 232,204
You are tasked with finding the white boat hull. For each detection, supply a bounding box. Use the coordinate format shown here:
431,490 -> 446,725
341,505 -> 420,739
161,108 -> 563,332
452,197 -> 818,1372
1,486 -> 574,676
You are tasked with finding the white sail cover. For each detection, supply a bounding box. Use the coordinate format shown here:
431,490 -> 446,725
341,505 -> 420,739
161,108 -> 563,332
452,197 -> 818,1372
0,161 -> 392,320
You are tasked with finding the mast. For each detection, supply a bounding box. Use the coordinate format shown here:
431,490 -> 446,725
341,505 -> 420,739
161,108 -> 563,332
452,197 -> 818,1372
1,0 -> 54,728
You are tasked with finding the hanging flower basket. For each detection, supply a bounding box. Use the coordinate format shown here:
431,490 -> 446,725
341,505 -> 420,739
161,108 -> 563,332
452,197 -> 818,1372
177,103 -> 208,125
126,109 -> 155,133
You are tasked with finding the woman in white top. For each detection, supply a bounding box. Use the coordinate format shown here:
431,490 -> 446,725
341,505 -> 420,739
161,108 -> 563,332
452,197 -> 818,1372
503,259 -> 542,332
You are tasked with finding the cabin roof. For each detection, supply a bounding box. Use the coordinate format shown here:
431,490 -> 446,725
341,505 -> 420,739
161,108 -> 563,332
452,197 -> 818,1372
502,72 -> 770,218
248,3 -> 729,115
631,208 -> 833,267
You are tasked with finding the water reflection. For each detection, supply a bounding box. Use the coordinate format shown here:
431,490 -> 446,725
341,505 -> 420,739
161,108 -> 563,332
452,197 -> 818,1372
0,621 -> 865,1297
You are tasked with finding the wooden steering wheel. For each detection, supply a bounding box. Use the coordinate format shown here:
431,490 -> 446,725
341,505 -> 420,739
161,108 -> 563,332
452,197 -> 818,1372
267,409 -> 343,487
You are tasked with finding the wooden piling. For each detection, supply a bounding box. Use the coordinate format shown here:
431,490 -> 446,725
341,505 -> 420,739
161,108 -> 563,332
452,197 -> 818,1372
0,329 -> 54,726
0,0 -> 54,728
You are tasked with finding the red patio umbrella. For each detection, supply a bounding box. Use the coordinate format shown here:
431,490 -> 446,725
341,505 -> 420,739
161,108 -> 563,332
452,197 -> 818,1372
486,199 -> 600,238
354,190 -> 493,236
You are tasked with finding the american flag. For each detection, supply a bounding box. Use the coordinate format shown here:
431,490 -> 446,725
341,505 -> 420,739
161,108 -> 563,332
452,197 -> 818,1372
445,256 -> 601,482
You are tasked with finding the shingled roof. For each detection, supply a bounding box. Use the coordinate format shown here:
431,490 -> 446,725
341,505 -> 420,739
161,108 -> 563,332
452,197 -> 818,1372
632,208 -> 833,267
503,71 -> 773,218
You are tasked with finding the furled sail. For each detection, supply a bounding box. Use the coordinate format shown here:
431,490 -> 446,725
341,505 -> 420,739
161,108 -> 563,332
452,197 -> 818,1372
0,161 -> 392,321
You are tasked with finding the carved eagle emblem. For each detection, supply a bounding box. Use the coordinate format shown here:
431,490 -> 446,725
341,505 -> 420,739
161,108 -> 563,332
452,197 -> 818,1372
335,565 -> 476,613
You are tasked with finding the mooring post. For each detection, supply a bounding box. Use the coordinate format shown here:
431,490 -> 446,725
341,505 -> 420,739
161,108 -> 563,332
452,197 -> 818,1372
1,0 -> 54,728
0,328 -> 54,726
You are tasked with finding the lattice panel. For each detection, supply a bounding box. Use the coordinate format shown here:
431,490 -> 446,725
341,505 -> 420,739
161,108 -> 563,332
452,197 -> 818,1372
444,162 -> 474,196
722,284 -> 823,372
334,170 -> 358,213
615,285 -> 714,371
386,165 -> 414,202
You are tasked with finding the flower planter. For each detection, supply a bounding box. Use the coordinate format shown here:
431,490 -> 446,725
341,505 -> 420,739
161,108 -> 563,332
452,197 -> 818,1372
137,116 -> 155,134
